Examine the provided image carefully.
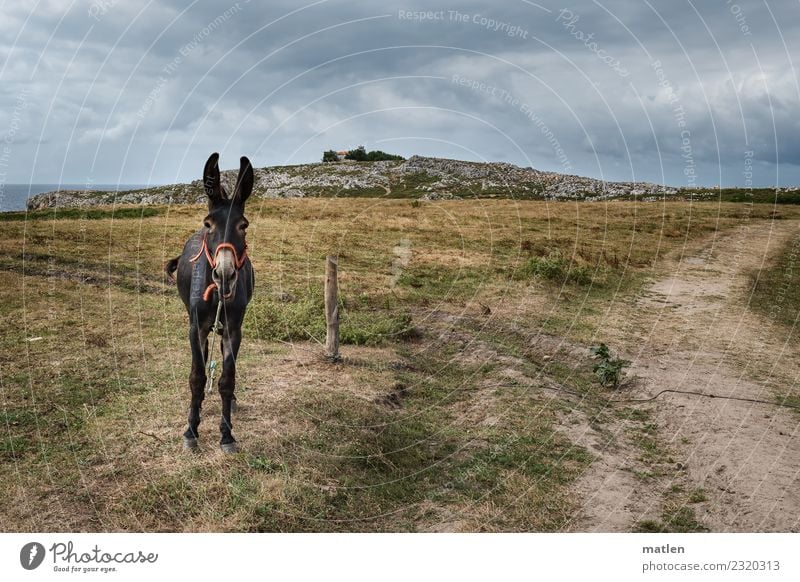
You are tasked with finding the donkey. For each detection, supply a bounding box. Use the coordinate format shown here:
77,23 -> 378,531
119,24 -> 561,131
165,153 -> 254,453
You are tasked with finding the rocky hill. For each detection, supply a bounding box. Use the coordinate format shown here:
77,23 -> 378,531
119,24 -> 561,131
24,155 -> 777,210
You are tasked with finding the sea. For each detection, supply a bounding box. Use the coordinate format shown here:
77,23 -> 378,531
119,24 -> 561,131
0,184 -> 152,212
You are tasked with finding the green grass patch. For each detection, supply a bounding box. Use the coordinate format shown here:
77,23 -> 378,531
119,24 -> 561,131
121,465 -> 262,528
688,489 -> 708,503
517,252 -> 594,286
318,186 -> 388,198
682,188 -> 800,205
395,264 -> 486,301
614,407 -> 651,423
748,234 -> 800,327
628,424 -> 669,464
775,393 -> 800,409
459,432 -> 592,489
636,506 -> 708,533
0,207 -> 165,221
0,435 -> 30,460
246,455 -> 284,473
244,290 -> 415,346
248,386 -> 460,531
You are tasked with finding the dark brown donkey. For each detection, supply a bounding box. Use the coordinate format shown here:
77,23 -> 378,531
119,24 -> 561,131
165,153 -> 254,453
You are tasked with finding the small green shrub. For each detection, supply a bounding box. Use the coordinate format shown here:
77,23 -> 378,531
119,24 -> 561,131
591,343 -> 630,389
521,252 -> 593,286
688,489 -> 707,503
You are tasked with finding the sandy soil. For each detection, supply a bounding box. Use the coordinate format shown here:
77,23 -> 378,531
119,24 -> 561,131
569,220 -> 800,532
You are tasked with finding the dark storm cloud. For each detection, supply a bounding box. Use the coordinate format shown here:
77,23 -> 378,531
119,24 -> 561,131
1,0 -> 798,186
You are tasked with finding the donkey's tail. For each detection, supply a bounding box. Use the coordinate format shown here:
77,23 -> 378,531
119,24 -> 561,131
164,256 -> 180,282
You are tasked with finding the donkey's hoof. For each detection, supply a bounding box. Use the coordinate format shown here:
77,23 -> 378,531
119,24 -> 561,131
183,436 -> 199,451
220,441 -> 238,454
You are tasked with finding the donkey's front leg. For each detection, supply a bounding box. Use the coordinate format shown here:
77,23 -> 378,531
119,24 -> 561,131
183,321 -> 209,450
218,326 -> 242,453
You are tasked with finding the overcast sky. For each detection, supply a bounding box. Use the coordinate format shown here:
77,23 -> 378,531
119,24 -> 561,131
1,0 -> 798,187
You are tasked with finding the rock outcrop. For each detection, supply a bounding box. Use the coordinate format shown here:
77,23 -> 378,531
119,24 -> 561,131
24,155 -> 707,210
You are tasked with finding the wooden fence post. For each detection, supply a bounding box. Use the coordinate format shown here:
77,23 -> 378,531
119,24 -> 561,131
324,255 -> 340,362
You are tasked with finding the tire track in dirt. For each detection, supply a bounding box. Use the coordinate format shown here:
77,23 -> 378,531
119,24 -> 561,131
569,220 -> 800,532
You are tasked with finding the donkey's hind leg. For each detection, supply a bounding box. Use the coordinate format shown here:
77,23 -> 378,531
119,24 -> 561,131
218,326 -> 241,453
183,322 -> 209,450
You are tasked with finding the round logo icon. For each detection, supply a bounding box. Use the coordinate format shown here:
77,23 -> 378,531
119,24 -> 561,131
20,542 -> 46,570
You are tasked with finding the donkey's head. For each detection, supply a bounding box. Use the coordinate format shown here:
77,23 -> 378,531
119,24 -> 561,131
201,152 -> 253,300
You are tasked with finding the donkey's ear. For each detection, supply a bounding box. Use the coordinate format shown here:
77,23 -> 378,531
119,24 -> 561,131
233,156 -> 254,207
203,152 -> 224,207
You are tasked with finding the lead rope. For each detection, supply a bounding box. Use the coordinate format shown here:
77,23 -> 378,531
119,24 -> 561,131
205,292 -> 224,395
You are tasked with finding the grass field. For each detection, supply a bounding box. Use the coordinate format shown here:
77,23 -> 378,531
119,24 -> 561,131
749,232 -> 800,328
0,198 -> 796,531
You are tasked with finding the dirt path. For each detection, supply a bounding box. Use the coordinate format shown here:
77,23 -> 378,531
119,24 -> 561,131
569,220 -> 800,532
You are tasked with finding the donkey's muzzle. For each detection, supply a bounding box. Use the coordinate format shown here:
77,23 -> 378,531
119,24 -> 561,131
212,269 -> 238,300
212,248 -> 238,300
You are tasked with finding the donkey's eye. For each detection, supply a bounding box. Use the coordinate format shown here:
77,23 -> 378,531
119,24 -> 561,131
239,221 -> 249,231
203,217 -> 213,230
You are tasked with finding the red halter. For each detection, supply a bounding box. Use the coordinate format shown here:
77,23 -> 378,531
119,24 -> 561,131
189,230 -> 248,301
